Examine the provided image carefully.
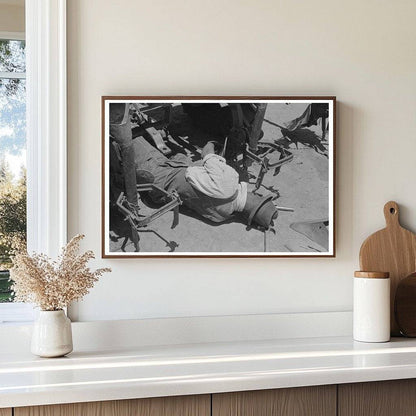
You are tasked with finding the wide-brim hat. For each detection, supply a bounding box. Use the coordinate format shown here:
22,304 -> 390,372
242,193 -> 278,230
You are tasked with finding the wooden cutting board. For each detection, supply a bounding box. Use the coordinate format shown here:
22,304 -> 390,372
359,201 -> 416,335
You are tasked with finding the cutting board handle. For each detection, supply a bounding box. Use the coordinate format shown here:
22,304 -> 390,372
384,201 -> 400,228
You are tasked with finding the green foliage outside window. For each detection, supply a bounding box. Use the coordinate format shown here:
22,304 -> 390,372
0,161 -> 26,302
0,38 -> 27,302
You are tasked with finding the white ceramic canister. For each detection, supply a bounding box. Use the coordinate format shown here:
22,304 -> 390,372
353,271 -> 390,342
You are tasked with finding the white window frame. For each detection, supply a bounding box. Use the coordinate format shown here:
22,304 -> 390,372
0,31 -> 29,322
0,0 -> 67,323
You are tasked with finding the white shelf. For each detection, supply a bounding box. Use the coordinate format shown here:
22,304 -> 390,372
2,335 -> 416,408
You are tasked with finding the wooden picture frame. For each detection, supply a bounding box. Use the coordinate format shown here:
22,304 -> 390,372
102,96 -> 336,258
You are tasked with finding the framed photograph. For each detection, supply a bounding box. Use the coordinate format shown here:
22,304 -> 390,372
102,96 -> 335,257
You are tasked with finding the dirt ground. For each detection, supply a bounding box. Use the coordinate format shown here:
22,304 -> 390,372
109,103 -> 329,254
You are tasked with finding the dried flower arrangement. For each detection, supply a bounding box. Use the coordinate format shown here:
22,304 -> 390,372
10,234 -> 111,311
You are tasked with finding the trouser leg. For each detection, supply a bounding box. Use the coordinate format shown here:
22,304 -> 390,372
131,136 -> 171,189
109,103 -> 138,207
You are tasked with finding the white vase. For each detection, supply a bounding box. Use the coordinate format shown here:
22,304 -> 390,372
31,310 -> 73,358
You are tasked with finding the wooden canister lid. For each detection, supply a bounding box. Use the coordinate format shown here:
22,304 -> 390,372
354,271 -> 390,279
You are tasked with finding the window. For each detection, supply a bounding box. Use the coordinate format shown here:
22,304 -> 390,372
0,0 -> 67,324
0,33 -> 26,307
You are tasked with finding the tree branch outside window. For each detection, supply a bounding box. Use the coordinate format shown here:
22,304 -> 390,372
0,38 -> 26,302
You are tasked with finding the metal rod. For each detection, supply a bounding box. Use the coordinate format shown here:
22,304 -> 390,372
274,206 -> 294,212
221,137 -> 228,158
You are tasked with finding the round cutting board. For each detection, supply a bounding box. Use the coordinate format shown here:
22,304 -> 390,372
395,273 -> 416,337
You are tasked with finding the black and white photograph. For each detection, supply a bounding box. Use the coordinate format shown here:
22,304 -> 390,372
102,97 -> 335,257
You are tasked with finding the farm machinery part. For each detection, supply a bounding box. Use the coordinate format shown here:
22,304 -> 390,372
225,104 -> 294,193
130,103 -> 173,156
245,142 -> 293,192
116,184 -> 182,252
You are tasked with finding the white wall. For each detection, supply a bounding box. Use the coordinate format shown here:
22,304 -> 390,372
67,0 -> 416,321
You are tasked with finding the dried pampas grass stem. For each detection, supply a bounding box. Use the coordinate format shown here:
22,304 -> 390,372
10,234 -> 111,310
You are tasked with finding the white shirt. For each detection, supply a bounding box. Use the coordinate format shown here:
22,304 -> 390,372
231,181 -> 248,212
185,154 -> 239,200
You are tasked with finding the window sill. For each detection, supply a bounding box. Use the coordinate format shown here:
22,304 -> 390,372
0,303 -> 34,324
